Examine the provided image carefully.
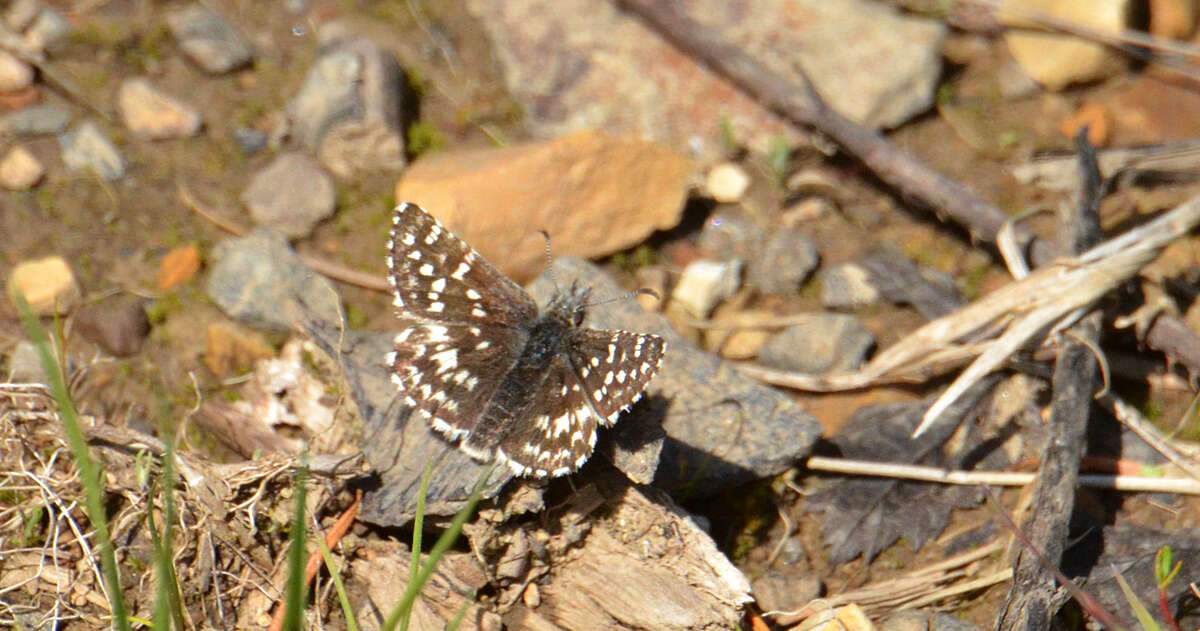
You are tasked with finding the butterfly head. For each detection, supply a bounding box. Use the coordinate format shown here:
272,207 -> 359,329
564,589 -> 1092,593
545,281 -> 591,327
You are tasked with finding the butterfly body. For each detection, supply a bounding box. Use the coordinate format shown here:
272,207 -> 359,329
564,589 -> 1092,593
385,202 -> 665,477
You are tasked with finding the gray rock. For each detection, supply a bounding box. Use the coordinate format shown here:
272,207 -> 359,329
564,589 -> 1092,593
698,208 -> 762,259
531,258 -> 822,492
820,262 -> 881,310
6,341 -> 45,383
859,246 -> 964,320
286,30 -> 406,178
23,6 -> 70,53
758,314 -> 874,374
58,122 -> 124,180
166,4 -> 254,74
748,227 -> 818,295
750,570 -> 821,613
1,104 -> 72,136
883,610 -> 982,631
232,127 -> 267,154
671,259 -> 742,318
74,295 -> 150,357
240,152 -> 335,239
206,228 -> 343,334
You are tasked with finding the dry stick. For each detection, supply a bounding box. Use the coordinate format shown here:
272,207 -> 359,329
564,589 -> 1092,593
614,0 -> 1200,379
995,131 -> 1104,631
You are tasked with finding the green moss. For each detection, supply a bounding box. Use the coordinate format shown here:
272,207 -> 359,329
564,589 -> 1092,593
407,121 -> 446,158
610,244 -> 657,274
345,302 -> 368,329
145,291 -> 183,326
959,260 -> 991,301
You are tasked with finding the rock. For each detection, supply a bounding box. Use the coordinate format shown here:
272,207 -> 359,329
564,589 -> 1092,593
166,4 -> 254,74
3,0 -> 41,32
702,309 -> 778,359
698,208 -> 763,259
156,243 -> 201,290
781,197 -> 834,223
671,259 -> 742,318
6,341 -> 46,382
804,604 -> 876,631
0,50 -> 34,92
751,570 -> 821,615
466,0 -> 800,160
0,145 -> 44,190
286,31 -> 406,178
117,78 -> 203,139
528,258 -> 822,492
706,162 -> 750,203
395,131 -> 692,281
0,103 -> 72,136
232,126 -> 267,154
204,321 -> 274,376
59,122 -> 124,180
758,314 -> 874,374
469,0 -> 942,162
820,262 -> 881,310
22,6 -> 69,53
206,228 -> 343,334
1001,0 -> 1130,90
7,256 -> 81,316
240,152 -> 335,239
748,227 -> 818,295
882,610 -> 983,631
1150,0 -> 1197,40
858,247 -> 964,320
74,296 -> 150,357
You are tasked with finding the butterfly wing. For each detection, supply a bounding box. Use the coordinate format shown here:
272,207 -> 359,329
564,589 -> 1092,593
565,328 -> 665,426
386,202 -> 537,442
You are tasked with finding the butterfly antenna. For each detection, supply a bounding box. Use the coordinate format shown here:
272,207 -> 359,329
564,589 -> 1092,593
539,229 -> 562,293
586,288 -> 660,308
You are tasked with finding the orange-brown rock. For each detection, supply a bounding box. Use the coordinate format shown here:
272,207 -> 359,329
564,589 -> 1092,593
157,243 -> 202,291
394,131 -> 692,281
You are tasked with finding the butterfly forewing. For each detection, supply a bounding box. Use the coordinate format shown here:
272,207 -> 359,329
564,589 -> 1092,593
566,328 -> 665,425
387,202 -> 536,327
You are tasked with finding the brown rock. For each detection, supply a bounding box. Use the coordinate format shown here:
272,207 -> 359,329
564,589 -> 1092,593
74,296 -> 150,357
204,321 -> 274,376
1001,0 -> 1129,90
394,131 -> 692,281
157,243 -> 201,290
0,145 -> 44,190
7,256 -> 81,316
118,78 -> 203,139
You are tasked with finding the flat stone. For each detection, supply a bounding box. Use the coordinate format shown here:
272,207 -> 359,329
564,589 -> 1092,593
0,145 -> 44,190
240,152 -> 335,239
74,295 -> 150,357
0,50 -> 34,92
466,0 -> 800,160
59,122 -> 124,180
1001,0 -> 1130,90
286,30 -> 406,178
118,78 -> 203,139
758,314 -> 875,374
0,103 -> 72,136
747,227 -> 818,295
6,341 -> 46,382
395,130 -> 692,281
166,4 -> 254,74
7,256 -> 81,316
206,228 -> 343,334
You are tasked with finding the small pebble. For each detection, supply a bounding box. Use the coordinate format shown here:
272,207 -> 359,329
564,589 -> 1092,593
6,341 -> 46,382
0,50 -> 34,92
157,243 -> 202,290
4,0 -> 42,32
118,78 -> 203,139
23,6 -> 70,53
166,4 -> 254,74
0,103 -> 72,136
74,295 -> 150,357
240,152 -> 335,239
232,126 -> 268,154
7,256 -> 82,316
0,145 -> 44,190
671,259 -> 742,318
758,314 -> 875,375
820,262 -> 881,310
706,162 -> 751,203
59,122 -> 125,180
